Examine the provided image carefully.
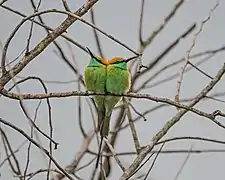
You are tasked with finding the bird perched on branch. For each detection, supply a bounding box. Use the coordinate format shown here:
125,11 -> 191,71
84,47 -> 137,168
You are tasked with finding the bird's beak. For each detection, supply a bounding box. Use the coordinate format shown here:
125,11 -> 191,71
124,54 -> 140,63
86,47 -> 96,59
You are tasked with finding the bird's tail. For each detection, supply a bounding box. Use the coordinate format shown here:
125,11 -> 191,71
97,109 -> 104,132
97,108 -> 112,137
100,113 -> 111,137
96,112 -> 112,169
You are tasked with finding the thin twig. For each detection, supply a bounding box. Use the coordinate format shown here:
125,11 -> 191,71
6,76 -> 58,148
188,61 -> 213,79
0,0 -> 7,5
0,4 -> 87,52
173,144 -> 193,180
90,8 -> 104,58
87,147 -> 225,157
15,169 -> 61,180
52,130 -> 95,180
142,0 -> 185,48
124,98 -> 141,153
103,137 -> 126,172
128,102 -> 147,121
135,45 -> 225,92
144,53 -> 216,89
175,1 -> 219,104
205,95 -> 225,103
2,90 -> 225,124
0,0 -> 99,86
120,63 -> 225,179
62,0 -> 71,12
59,10 -> 139,55
128,153 -> 155,179
0,128 -> 22,178
138,0 -> 145,45
133,23 -> 196,84
0,140 -> 27,168
119,91 -> 225,132
0,117 -> 75,180
157,136 -> 225,146
143,143 -> 165,180
75,157 -> 96,172
23,100 -> 42,179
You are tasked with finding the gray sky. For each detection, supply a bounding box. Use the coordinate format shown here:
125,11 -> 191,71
0,0 -> 225,180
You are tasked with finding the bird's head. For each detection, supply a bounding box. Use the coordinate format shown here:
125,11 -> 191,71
86,47 -> 138,69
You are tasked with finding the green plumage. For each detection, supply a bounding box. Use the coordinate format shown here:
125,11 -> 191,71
84,57 -> 106,135
106,62 -> 130,94
84,56 -> 130,137
103,63 -> 130,135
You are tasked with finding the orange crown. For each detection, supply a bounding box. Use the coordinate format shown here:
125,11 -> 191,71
108,57 -> 123,64
97,57 -> 124,65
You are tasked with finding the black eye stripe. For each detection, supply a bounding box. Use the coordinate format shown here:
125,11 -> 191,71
95,58 -> 105,65
86,47 -> 105,65
111,60 -> 126,64
111,56 -> 138,64
87,47 -> 140,65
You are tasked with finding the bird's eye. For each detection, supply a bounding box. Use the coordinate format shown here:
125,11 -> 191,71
112,60 -> 126,64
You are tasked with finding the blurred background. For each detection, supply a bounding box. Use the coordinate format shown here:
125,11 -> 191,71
0,0 -> 225,179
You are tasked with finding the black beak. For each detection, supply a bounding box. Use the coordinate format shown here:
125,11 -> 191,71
86,47 -> 106,65
124,54 -> 140,63
86,47 -> 96,59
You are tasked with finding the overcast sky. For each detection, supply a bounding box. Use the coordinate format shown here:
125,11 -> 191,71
0,0 -> 225,180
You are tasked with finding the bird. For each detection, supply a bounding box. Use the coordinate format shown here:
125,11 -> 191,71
84,47 -> 137,168
84,48 -> 107,136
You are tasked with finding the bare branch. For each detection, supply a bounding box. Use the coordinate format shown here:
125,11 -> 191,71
119,63 -> 225,180
133,23 -> 196,83
52,130 -> 95,180
138,0 -> 145,45
0,0 -> 99,86
23,100 -> 42,179
0,4 -> 87,52
135,45 -> 225,92
0,0 -> 7,5
62,0 -> 71,12
2,89 -> 225,126
103,137 -> 126,172
142,0 -> 185,48
175,1 -> 219,104
0,127 -> 22,178
0,140 -> 27,168
90,8 -> 104,58
0,117 -> 75,180
124,98 -> 141,153
6,76 -> 58,148
143,143 -> 165,180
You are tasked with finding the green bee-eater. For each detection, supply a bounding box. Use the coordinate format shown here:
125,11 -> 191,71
84,47 -> 137,167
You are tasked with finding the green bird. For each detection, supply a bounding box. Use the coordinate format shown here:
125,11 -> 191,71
84,47 -> 137,167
